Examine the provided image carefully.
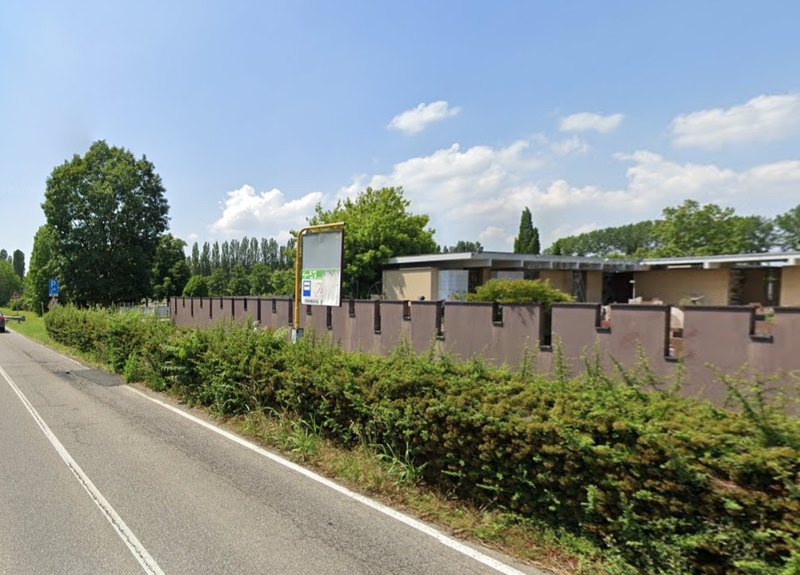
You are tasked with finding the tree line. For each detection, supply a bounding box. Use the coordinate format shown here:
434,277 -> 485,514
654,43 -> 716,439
180,237 -> 296,298
545,199 -> 800,257
12,139 -> 800,312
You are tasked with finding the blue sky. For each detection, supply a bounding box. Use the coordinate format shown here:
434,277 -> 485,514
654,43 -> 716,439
2,1 -> 799,262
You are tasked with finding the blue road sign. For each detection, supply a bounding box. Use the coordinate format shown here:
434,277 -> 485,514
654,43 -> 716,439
48,279 -> 59,297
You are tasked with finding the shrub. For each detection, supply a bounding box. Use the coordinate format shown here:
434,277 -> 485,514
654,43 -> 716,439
465,278 -> 573,305
182,275 -> 209,297
8,297 -> 26,311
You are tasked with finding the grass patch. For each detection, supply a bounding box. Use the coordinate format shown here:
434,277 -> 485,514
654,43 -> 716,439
4,310 -> 49,343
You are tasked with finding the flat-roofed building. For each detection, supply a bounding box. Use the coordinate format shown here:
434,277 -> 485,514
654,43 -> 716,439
382,251 -> 800,306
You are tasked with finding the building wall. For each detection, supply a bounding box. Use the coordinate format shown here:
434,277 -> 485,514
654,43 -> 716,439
633,268 -> 730,305
781,267 -> 800,306
382,268 -> 434,300
539,271 -> 572,295
586,271 -> 603,302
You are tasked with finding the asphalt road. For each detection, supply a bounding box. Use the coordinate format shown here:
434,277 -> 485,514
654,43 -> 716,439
0,329 -> 547,575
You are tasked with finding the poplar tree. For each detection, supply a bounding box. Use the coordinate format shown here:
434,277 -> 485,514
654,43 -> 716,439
513,207 -> 541,254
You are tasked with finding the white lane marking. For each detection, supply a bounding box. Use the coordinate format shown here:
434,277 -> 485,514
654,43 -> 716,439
0,365 -> 164,575
125,387 -> 534,575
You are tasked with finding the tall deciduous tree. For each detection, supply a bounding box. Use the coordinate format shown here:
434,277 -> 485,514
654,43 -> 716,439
42,141 -> 169,305
0,259 -> 22,305
151,234 -> 191,300
653,199 -> 772,256
190,242 -> 200,275
513,207 -> 540,254
200,242 -> 212,275
211,241 -> 221,270
310,186 -> 438,298
24,225 -> 58,314
775,204 -> 800,250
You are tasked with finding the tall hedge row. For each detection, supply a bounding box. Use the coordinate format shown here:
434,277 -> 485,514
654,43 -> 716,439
45,306 -> 800,574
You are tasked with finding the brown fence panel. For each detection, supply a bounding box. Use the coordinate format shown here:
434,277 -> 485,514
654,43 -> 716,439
549,303 -> 602,376
378,301 -> 411,354
498,304 -> 540,369
410,301 -> 440,354
603,304 -> 671,376
441,302 -> 498,362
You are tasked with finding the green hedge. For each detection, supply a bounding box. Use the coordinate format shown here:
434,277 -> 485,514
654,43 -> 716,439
45,305 -> 800,574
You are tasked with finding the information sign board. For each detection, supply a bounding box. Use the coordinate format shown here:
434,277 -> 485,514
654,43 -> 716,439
300,230 -> 343,306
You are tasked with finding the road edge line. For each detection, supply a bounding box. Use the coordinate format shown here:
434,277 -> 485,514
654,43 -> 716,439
125,386 -> 533,575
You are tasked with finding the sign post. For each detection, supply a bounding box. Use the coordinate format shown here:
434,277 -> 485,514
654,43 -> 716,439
48,278 -> 60,311
293,223 -> 344,341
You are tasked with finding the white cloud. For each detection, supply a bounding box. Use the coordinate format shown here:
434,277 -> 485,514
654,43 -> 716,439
559,112 -> 624,134
338,139 -> 800,251
339,140 -> 544,220
387,100 -> 461,134
478,226 -> 507,243
670,93 -> 800,149
210,185 -> 323,241
550,136 -> 589,156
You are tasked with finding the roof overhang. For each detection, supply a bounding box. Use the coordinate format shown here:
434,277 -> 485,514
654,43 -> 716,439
641,252 -> 800,270
384,251 -> 642,272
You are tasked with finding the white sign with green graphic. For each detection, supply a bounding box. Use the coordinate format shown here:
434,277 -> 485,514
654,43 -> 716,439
300,230 -> 343,306
301,268 -> 341,306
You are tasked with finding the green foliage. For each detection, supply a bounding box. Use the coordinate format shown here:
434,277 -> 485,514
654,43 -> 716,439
443,240 -> 483,253
514,207 -> 541,254
47,308 -> 800,574
547,201 -> 781,258
654,199 -> 773,257
43,140 -> 169,305
12,249 -> 25,279
310,186 -> 438,298
0,258 -> 23,306
268,268 -> 295,295
775,205 -> 800,251
182,275 -> 209,297
248,264 -> 295,296
228,264 -> 250,295
207,268 -> 230,296
24,225 -> 58,315
546,221 -> 657,257
151,234 -> 190,300
44,305 -> 111,355
8,296 -> 26,311
249,263 -> 273,295
465,278 -> 573,305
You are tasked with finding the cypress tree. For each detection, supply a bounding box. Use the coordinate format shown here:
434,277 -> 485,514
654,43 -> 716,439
514,207 -> 541,254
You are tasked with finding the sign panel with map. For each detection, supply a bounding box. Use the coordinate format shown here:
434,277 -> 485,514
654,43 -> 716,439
300,230 -> 343,306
